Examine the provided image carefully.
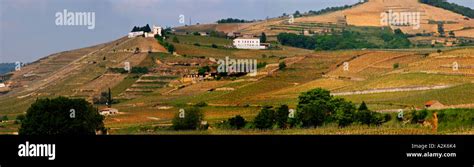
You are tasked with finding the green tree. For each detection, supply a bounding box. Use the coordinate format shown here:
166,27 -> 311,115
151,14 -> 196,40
254,106 -> 275,129
359,101 -> 368,111
295,88 -> 334,127
297,88 -> 332,106
296,101 -> 329,127
107,88 -> 112,107
357,110 -> 374,126
420,0 -> 474,18
167,44 -> 176,54
275,105 -> 289,128
198,66 -> 211,75
438,22 -> 445,37
294,10 -> 301,17
19,97 -> 104,135
228,115 -> 246,129
260,32 -> 267,43
172,107 -> 204,130
332,98 -> 356,127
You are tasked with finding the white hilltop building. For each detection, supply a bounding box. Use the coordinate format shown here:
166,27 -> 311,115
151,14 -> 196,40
128,25 -> 162,38
233,37 -> 266,50
128,31 -> 144,38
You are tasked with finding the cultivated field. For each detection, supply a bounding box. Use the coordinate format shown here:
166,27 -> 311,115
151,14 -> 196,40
1,33 -> 473,135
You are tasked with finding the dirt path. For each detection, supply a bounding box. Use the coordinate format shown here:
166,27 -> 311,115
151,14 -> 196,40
331,85 -> 454,96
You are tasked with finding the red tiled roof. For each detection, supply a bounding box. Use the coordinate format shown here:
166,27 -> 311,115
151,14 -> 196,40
425,100 -> 440,106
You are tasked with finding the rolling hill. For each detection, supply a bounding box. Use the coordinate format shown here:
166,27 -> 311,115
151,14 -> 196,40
1,0 -> 474,134
177,0 -> 474,38
1,32 -> 473,134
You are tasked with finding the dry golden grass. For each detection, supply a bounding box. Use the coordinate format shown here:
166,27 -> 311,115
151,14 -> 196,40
328,51 -> 416,79
116,37 -> 167,53
406,48 -> 474,75
240,0 -> 474,37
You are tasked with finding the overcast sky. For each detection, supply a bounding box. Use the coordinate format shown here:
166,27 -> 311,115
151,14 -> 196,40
1,0 -> 473,63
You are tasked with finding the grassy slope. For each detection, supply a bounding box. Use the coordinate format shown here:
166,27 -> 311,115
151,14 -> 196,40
2,34 -> 474,134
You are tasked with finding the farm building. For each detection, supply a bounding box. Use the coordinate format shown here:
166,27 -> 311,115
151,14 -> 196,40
128,31 -> 144,38
227,32 -> 242,38
152,25 -> 162,36
99,108 -> 118,116
128,25 -> 162,38
233,38 -> 266,49
425,100 -> 444,109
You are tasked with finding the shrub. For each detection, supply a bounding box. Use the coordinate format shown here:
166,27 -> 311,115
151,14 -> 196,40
108,68 -> 127,74
172,36 -> 179,43
257,62 -> 267,69
16,114 -> 25,122
436,108 -> 474,129
172,107 -> 204,130
279,62 -> 287,70
195,101 -> 208,107
393,63 -> 400,69
411,109 -> 428,124
356,110 -> 387,126
198,66 -> 211,75
384,113 -> 392,122
131,67 -> 149,74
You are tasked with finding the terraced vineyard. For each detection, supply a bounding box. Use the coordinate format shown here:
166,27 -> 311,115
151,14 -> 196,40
1,33 -> 473,135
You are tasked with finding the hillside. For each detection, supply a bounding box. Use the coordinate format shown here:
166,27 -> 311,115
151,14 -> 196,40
0,36 -> 168,115
2,0 -> 474,134
178,0 -> 474,39
0,30 -> 473,134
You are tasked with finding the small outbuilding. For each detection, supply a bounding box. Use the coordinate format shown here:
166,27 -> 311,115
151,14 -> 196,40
424,100 -> 444,109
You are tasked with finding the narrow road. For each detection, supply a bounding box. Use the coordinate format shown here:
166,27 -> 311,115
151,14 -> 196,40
331,85 -> 453,96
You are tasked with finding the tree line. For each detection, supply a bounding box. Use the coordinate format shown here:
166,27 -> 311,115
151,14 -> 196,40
214,88 -> 391,130
420,0 -> 474,18
307,1 -> 366,16
217,18 -> 251,24
277,28 -> 411,50
131,24 -> 152,32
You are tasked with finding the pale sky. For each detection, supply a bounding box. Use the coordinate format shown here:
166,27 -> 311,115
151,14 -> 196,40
0,0 -> 473,63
